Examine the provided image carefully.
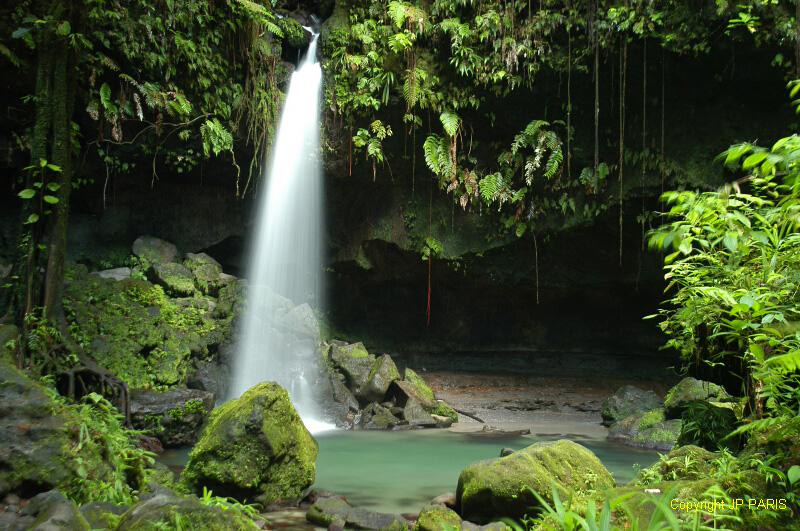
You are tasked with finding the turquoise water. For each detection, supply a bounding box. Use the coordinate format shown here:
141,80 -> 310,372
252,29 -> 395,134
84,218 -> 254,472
313,430 -> 658,514
158,429 -> 658,515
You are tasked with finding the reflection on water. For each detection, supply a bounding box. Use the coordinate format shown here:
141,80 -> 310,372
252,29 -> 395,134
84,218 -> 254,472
158,429 -> 658,515
314,429 -> 658,514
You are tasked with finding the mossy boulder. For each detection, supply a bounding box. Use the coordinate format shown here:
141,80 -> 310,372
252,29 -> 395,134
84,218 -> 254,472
607,408 -> 681,451
132,236 -> 179,264
403,397 -> 437,427
182,382 -> 318,505
116,489 -> 258,530
663,377 -> 730,418
330,342 -> 375,395
601,385 -> 662,426
456,439 -> 615,521
184,252 -> 226,295
414,504 -> 462,531
64,266 -> 221,390
149,262 -> 197,297
357,402 -> 401,430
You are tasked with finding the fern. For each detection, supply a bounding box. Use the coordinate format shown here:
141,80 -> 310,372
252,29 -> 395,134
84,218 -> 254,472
388,1 -> 407,28
440,111 -> 461,137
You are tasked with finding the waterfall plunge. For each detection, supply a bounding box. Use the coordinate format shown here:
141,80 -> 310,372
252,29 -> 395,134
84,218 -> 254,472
230,34 -> 334,434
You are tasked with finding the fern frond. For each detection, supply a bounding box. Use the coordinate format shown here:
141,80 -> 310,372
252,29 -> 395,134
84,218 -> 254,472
440,111 -> 461,137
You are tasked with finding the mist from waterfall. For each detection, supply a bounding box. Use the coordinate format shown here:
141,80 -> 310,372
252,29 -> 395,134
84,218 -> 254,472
230,34 -> 333,433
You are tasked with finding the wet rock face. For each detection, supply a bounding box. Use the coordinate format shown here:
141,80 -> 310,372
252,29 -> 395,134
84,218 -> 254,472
601,385 -> 662,426
129,388 -> 215,447
19,490 -> 90,531
182,382 -> 318,505
149,262 -> 196,297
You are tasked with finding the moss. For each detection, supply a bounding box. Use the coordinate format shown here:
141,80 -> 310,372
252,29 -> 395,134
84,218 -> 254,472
116,490 -> 259,530
182,382 -> 318,504
414,504 -> 462,531
456,440 -> 615,522
663,377 -> 731,418
64,266 -> 220,390
278,17 -> 308,48
432,401 -> 458,423
404,368 -> 436,403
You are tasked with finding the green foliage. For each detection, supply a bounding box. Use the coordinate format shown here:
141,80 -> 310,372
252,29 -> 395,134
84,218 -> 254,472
58,392 -> 155,505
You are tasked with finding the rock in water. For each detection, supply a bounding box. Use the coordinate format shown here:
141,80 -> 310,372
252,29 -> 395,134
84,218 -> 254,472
116,489 -> 258,530
132,235 -> 179,264
357,403 -> 401,430
601,385 -> 662,426
456,439 -> 615,521
663,377 -> 731,418
414,504 -> 462,531
403,397 -> 436,427
330,342 -> 375,396
182,382 -> 318,505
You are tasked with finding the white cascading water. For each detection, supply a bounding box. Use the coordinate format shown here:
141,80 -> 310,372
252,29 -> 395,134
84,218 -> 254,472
230,33 -> 334,434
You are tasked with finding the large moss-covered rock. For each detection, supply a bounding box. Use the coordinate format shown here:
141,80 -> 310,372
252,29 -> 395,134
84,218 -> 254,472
149,262 -> 197,297
456,439 -> 615,521
184,253 -> 230,296
64,265 -> 221,390
607,409 -> 681,451
403,368 -> 436,405
130,388 -> 214,447
182,382 -> 318,504
601,385 -> 662,426
116,489 -> 258,530
404,397 -> 437,427
132,235 -> 179,264
663,377 -> 730,418
414,504 -> 462,531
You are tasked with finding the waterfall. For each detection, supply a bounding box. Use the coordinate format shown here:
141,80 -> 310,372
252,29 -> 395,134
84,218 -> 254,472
230,33 -> 334,433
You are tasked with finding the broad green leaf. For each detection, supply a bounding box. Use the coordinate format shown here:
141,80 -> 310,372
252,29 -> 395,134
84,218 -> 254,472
25,213 -> 39,224
17,189 -> 36,199
43,195 -> 59,204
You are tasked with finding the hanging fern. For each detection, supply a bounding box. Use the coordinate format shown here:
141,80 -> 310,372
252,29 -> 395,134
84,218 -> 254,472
440,111 -> 461,137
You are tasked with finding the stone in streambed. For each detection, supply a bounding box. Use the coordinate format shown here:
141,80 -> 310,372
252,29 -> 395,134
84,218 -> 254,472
456,439 -> 615,521
307,496 -> 408,530
357,402 -> 401,430
403,397 -> 436,427
414,504 -> 461,531
181,382 -> 318,505
663,377 -> 731,418
601,385 -> 662,426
